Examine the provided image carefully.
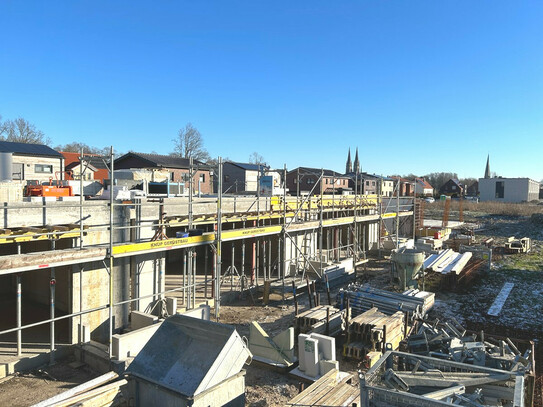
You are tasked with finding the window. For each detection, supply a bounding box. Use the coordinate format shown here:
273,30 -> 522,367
35,164 -> 53,174
372,181 -> 375,186
12,163 -> 23,180
495,181 -> 504,199
199,174 -> 205,183
307,178 -> 315,185
170,172 -> 175,182
366,181 -> 369,186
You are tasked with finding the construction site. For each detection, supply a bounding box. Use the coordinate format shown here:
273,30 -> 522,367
0,155 -> 542,407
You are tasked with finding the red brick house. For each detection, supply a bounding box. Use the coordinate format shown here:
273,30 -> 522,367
114,152 -> 213,194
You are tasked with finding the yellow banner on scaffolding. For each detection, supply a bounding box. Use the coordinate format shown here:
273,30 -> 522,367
221,225 -> 282,241
112,234 -> 214,256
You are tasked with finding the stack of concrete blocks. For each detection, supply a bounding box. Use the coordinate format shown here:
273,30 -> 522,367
248,322 -> 295,367
298,333 -> 338,379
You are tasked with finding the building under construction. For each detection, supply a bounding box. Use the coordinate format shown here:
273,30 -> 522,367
0,154 -> 417,374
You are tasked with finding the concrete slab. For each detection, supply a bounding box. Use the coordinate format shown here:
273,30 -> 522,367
248,322 -> 292,367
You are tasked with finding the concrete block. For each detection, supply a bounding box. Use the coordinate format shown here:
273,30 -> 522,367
78,324 -> 91,343
319,359 -> 339,375
310,333 -> 336,361
182,304 -> 210,321
248,322 -> 292,365
298,334 -> 310,372
112,322 -> 163,360
304,338 -> 319,378
273,327 -> 295,362
166,297 -> 178,316
131,311 -> 158,330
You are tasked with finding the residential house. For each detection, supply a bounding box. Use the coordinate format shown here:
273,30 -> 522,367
414,178 -> 434,197
114,152 -> 213,194
61,151 -> 110,183
221,162 -> 268,194
0,140 -> 64,182
478,177 -> 540,203
466,181 -> 479,197
390,177 -> 415,196
439,179 -> 464,198
286,167 -> 351,196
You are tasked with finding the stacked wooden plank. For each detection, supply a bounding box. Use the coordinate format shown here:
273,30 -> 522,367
343,308 -> 405,359
285,369 -> 359,406
295,305 -> 344,336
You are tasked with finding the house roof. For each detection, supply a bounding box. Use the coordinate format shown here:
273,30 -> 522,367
115,152 -> 209,170
226,161 -> 268,171
0,141 -> 63,158
66,161 -> 98,172
416,178 -> 433,189
290,167 -> 348,178
61,151 -> 109,170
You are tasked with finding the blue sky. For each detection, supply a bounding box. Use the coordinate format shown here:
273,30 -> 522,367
1,1 -> 541,180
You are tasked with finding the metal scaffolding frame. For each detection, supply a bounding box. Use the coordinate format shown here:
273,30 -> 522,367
0,152 -> 416,362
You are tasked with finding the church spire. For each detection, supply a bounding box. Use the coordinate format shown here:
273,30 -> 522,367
353,147 -> 360,174
484,154 -> 491,179
346,148 -> 352,173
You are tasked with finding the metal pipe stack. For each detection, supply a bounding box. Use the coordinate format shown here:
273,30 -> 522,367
338,284 -> 434,318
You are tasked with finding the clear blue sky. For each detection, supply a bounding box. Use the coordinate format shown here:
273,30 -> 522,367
1,1 -> 541,180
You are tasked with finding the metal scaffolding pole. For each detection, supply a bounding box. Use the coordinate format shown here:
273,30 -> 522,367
215,157 -> 223,319
396,179 -> 400,249
16,243 -> 22,356
108,146 -> 114,358
319,169 -> 324,277
50,240 -> 56,364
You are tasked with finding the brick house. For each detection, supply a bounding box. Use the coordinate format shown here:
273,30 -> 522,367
114,152 -> 213,194
61,151 -> 110,183
286,167 -> 351,195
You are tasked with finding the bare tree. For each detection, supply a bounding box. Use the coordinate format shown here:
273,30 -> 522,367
172,123 -> 210,162
55,141 -> 111,156
0,116 -> 51,145
249,152 -> 268,167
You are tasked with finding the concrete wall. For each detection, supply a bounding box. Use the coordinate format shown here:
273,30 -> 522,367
0,181 -> 24,203
12,155 -> 64,183
479,178 -> 540,203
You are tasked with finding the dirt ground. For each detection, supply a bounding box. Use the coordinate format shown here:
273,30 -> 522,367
0,355 -> 101,407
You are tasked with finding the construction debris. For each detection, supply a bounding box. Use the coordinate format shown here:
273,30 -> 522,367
504,236 -> 531,254
487,282 -> 515,317
338,284 -> 434,318
360,350 -> 527,407
407,317 -> 533,373
343,307 -> 405,360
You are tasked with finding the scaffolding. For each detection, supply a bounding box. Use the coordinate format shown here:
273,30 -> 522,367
0,151 -> 416,364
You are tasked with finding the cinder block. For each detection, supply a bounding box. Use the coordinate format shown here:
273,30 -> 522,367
310,333 -> 336,361
304,338 -> 319,378
298,334 -> 310,372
